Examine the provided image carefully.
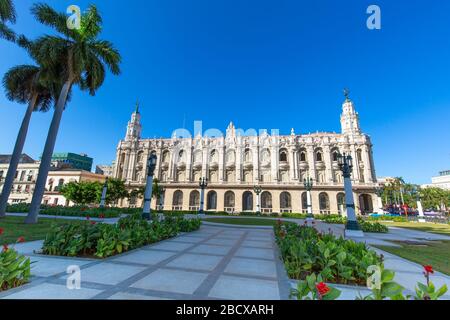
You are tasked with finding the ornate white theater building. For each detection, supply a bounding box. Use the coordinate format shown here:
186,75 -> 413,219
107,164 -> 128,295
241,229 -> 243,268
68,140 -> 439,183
112,95 -> 379,215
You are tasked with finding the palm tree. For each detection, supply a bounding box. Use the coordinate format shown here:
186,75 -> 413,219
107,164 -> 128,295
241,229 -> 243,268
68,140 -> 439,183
0,64 -> 57,217
0,0 -> 16,41
25,3 -> 121,224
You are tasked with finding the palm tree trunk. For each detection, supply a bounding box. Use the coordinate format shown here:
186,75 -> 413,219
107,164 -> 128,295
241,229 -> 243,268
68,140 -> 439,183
0,94 -> 38,217
25,81 -> 71,224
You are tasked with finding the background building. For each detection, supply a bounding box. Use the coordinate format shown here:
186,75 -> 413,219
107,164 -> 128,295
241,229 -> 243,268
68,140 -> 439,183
113,95 -> 379,215
42,168 -> 106,206
422,170 -> 450,190
0,153 -> 104,206
95,164 -> 114,177
0,154 -> 39,204
48,152 -> 93,172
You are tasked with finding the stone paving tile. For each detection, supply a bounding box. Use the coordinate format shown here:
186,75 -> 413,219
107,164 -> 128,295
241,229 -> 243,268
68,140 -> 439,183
189,244 -> 232,256
383,258 -> 425,273
393,271 -> 450,292
13,240 -> 43,255
3,283 -> 102,299
60,262 -> 146,285
224,257 -> 277,278
204,238 -> 238,246
107,292 -> 172,300
131,269 -> 208,294
235,247 -> 274,260
172,235 -> 205,243
167,253 -> 223,271
146,241 -> 194,252
209,275 -> 280,300
112,250 -> 176,265
241,240 -> 274,249
29,256 -> 92,277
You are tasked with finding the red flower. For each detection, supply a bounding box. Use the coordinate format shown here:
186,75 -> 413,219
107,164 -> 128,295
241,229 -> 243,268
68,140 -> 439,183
424,265 -> 434,274
0,227 -> 4,235
17,236 -> 25,243
99,214 -> 105,219
316,282 -> 330,296
90,221 -> 96,225
2,244 -> 8,252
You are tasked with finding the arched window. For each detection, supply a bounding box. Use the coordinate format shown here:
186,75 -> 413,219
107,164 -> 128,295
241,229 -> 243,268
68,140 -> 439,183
244,149 -> 252,162
280,192 -> 292,212
301,192 -> 308,213
332,151 -> 339,162
279,150 -> 288,162
300,152 -> 306,162
207,191 -> 217,210
261,191 -> 273,211
224,191 -> 235,208
319,192 -> 330,214
242,191 -> 253,211
172,190 -> 183,210
189,190 -> 200,209
316,151 -> 323,162
337,193 -> 346,215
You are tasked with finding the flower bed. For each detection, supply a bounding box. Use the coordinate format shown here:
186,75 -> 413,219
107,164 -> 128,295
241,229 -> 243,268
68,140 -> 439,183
274,221 -> 381,285
0,230 -> 31,292
41,214 -> 201,258
359,220 -> 388,233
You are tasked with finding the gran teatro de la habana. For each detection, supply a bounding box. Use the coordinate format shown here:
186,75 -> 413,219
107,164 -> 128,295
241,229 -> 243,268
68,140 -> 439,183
112,94 -> 378,215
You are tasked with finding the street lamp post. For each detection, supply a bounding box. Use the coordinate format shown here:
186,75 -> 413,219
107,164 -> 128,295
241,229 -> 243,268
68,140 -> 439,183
337,153 -> 364,237
99,177 -> 109,209
142,153 -> 158,220
253,185 -> 262,214
374,186 -> 384,214
199,177 -> 208,215
303,176 -> 314,221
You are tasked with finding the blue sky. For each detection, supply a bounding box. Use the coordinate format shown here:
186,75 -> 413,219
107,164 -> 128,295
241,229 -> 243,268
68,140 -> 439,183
0,0 -> 449,184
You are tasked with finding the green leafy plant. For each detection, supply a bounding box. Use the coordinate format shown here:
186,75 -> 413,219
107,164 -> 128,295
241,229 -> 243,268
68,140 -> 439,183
358,220 -> 388,233
42,214 -> 201,258
290,273 -> 341,300
275,221 -> 381,285
0,233 -> 31,292
414,265 -> 448,300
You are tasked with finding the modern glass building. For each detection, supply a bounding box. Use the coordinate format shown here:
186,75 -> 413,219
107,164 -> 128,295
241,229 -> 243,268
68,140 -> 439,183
48,153 -> 93,172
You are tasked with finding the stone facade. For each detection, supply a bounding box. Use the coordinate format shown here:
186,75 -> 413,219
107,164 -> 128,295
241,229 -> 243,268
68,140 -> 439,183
113,96 -> 379,215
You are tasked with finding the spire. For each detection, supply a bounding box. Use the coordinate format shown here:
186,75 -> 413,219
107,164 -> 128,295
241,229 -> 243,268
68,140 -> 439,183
343,88 -> 351,102
340,89 -> 361,135
135,99 -> 140,114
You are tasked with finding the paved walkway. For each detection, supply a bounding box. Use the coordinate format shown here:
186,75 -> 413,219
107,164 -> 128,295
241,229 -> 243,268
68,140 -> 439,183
2,217 -> 450,300
0,224 -> 291,300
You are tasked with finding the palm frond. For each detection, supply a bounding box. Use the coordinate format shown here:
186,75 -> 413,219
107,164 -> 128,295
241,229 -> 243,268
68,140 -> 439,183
0,0 -> 16,23
90,40 -> 121,75
2,65 -> 40,103
0,20 -> 15,41
30,3 -> 78,39
80,5 -> 102,40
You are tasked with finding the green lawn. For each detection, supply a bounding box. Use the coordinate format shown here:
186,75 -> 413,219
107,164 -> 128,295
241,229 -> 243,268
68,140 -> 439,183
0,216 -> 84,245
205,217 -> 283,226
375,240 -> 450,275
380,221 -> 450,236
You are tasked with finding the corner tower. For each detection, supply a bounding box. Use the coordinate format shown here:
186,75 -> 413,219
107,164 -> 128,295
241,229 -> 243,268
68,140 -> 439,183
340,89 -> 361,135
125,101 -> 142,141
